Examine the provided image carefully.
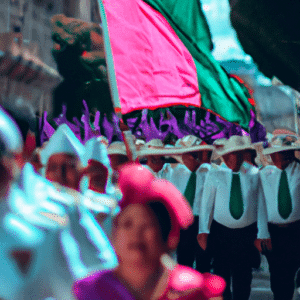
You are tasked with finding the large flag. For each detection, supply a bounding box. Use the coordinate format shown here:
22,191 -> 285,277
98,0 -> 255,131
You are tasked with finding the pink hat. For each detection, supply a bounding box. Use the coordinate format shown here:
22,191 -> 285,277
118,163 -> 194,250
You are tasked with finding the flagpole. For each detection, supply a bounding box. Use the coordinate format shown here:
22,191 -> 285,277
293,90 -> 299,135
96,0 -> 121,118
96,0 -> 137,161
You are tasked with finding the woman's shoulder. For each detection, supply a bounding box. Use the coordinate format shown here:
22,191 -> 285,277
73,270 -> 136,300
73,270 -> 114,298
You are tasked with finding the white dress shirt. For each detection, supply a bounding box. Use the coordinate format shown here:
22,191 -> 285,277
166,163 -> 212,216
142,162 -> 173,180
258,161 -> 300,239
199,162 -> 262,233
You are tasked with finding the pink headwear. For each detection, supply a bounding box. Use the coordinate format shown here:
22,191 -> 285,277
118,163 -> 194,249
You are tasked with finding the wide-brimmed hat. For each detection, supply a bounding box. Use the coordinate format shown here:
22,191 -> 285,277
118,163 -> 194,250
215,135 -> 255,157
173,135 -> 214,154
138,139 -> 181,158
107,141 -> 127,156
138,136 -> 214,160
211,138 -> 227,161
263,132 -> 300,155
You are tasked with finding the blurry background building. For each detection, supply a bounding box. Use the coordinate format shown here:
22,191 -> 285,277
0,0 -> 101,118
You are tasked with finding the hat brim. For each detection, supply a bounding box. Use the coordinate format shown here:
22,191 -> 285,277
217,145 -> 256,157
138,145 -> 214,157
107,150 -> 127,156
263,146 -> 300,155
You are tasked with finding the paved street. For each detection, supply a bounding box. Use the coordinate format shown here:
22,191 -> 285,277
250,256 -> 299,300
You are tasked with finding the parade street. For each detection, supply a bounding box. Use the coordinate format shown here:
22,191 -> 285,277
251,256 -> 299,300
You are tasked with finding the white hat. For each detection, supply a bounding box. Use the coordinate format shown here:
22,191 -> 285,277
263,133 -> 300,155
39,124 -> 85,166
138,139 -> 173,157
172,135 -> 214,154
211,138 -> 227,161
215,135 -> 255,157
83,137 -> 110,168
145,139 -> 165,148
138,139 -> 177,157
0,107 -> 23,154
138,136 -> 214,157
107,141 -> 127,156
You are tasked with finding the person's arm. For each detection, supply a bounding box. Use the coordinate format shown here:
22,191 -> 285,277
255,175 -> 272,252
198,171 -> 217,250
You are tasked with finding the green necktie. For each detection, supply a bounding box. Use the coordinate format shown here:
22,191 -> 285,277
229,173 -> 244,220
278,170 -> 293,219
184,172 -> 197,208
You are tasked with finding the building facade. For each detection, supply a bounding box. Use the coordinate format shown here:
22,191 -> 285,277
0,0 -> 101,117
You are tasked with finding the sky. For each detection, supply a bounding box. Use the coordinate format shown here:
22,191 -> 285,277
201,0 -> 249,61
200,0 -> 272,86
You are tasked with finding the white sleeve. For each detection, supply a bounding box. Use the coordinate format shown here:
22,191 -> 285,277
257,175 -> 270,239
199,171 -> 217,234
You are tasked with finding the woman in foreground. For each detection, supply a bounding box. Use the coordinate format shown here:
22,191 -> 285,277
73,163 -> 225,300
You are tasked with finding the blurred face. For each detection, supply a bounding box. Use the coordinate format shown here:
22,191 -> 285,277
270,150 -> 295,170
222,151 -> 244,172
46,153 -> 81,190
109,154 -> 129,171
243,150 -> 257,166
182,151 -> 212,172
112,204 -> 166,267
146,156 -> 165,173
84,161 -> 108,194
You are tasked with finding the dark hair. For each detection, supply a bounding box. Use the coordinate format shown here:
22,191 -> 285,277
148,201 -> 172,243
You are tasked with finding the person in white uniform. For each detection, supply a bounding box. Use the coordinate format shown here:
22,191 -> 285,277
198,135 -> 261,300
138,139 -> 180,178
107,141 -> 129,172
39,125 -> 117,298
162,135 -> 215,273
258,133 -> 300,300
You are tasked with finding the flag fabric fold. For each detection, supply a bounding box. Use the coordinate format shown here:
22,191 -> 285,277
100,0 -> 256,131
101,0 -> 200,115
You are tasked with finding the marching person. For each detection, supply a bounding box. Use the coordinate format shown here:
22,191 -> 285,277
257,132 -> 300,300
199,135 -> 261,300
138,139 -> 179,179
107,141 -> 130,171
73,163 -> 226,300
164,135 -> 215,273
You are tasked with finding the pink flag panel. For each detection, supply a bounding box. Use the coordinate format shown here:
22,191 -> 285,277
103,0 -> 200,114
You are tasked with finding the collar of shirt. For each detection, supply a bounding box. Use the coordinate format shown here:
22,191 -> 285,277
219,161 -> 258,175
261,160 -> 298,176
259,160 -> 300,224
176,163 -> 212,174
